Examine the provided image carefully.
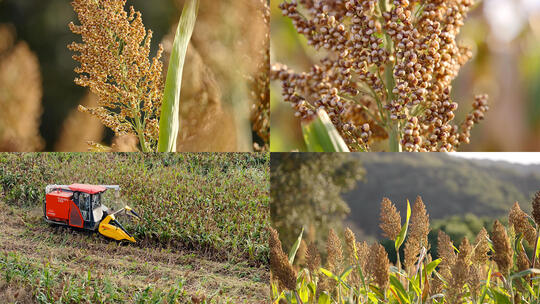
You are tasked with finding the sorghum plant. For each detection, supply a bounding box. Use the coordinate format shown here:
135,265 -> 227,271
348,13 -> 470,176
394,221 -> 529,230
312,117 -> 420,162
271,0 -> 489,151
69,0 -> 164,151
69,0 -> 197,152
271,191 -> 540,303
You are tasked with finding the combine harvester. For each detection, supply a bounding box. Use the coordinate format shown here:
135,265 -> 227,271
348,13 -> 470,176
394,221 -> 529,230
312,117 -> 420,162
43,184 -> 140,242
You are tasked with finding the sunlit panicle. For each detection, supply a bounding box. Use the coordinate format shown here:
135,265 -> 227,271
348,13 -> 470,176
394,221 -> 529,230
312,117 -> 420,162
404,196 -> 430,273
367,243 -> 389,291
269,227 -> 297,290
68,0 -> 164,151
491,220 -> 513,276
472,227 -> 490,264
532,191 -> 540,227
0,26 -> 44,152
379,197 -> 401,240
508,202 -> 537,247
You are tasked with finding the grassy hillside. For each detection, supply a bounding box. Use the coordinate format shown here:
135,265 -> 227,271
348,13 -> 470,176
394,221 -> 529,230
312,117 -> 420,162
345,153 -> 540,238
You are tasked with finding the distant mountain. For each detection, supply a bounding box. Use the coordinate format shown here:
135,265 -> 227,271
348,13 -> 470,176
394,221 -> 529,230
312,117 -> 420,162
344,153 -> 540,238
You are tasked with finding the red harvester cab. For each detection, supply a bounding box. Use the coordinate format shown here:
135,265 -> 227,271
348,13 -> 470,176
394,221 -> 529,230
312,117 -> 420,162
44,183 -> 109,230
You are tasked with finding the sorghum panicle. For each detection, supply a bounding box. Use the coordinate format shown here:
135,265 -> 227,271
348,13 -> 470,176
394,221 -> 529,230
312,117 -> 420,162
472,227 -> 490,264
517,246 -> 530,272
404,196 -> 430,272
532,191 -> 540,227
68,0 -> 164,151
306,241 -> 321,274
491,220 -> 513,276
250,0 -> 270,150
367,243 -> 389,291
269,227 -> 297,290
447,238 -> 471,302
467,265 -> 482,301
509,202 -> 537,246
296,239 -> 308,266
272,0 -> 488,151
344,227 -> 358,263
437,230 -> 456,283
344,227 -> 361,285
326,228 -> 344,274
0,25 -> 44,151
357,240 -> 369,273
379,197 -> 401,240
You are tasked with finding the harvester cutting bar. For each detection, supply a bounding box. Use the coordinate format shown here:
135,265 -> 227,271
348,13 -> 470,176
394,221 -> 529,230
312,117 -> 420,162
98,206 -> 140,243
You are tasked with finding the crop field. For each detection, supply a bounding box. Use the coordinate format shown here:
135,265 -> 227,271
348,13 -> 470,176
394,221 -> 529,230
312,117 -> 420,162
271,193 -> 540,304
0,153 -> 269,303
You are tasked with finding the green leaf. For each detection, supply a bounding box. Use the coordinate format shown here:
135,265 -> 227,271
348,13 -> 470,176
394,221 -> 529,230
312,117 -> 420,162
319,267 -> 352,290
407,276 -> 421,297
319,267 -> 338,281
289,228 -> 304,265
389,275 -> 410,303
317,292 -> 331,304
490,288 -> 511,304
298,284 -> 309,302
157,0 -> 199,152
301,109 -> 350,152
339,266 -> 354,282
395,199 -> 411,250
423,259 -> 441,277
510,268 -> 540,281
536,234 -> 540,258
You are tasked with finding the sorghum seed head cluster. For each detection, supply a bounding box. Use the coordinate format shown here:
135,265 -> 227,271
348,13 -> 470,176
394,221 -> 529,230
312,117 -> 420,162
532,190 -> 540,226
68,0 -> 164,151
271,192 -> 540,302
491,219 -> 513,276
509,202 -> 537,247
379,197 -> 401,240
269,227 -> 297,290
271,0 -> 488,151
404,196 -> 429,272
